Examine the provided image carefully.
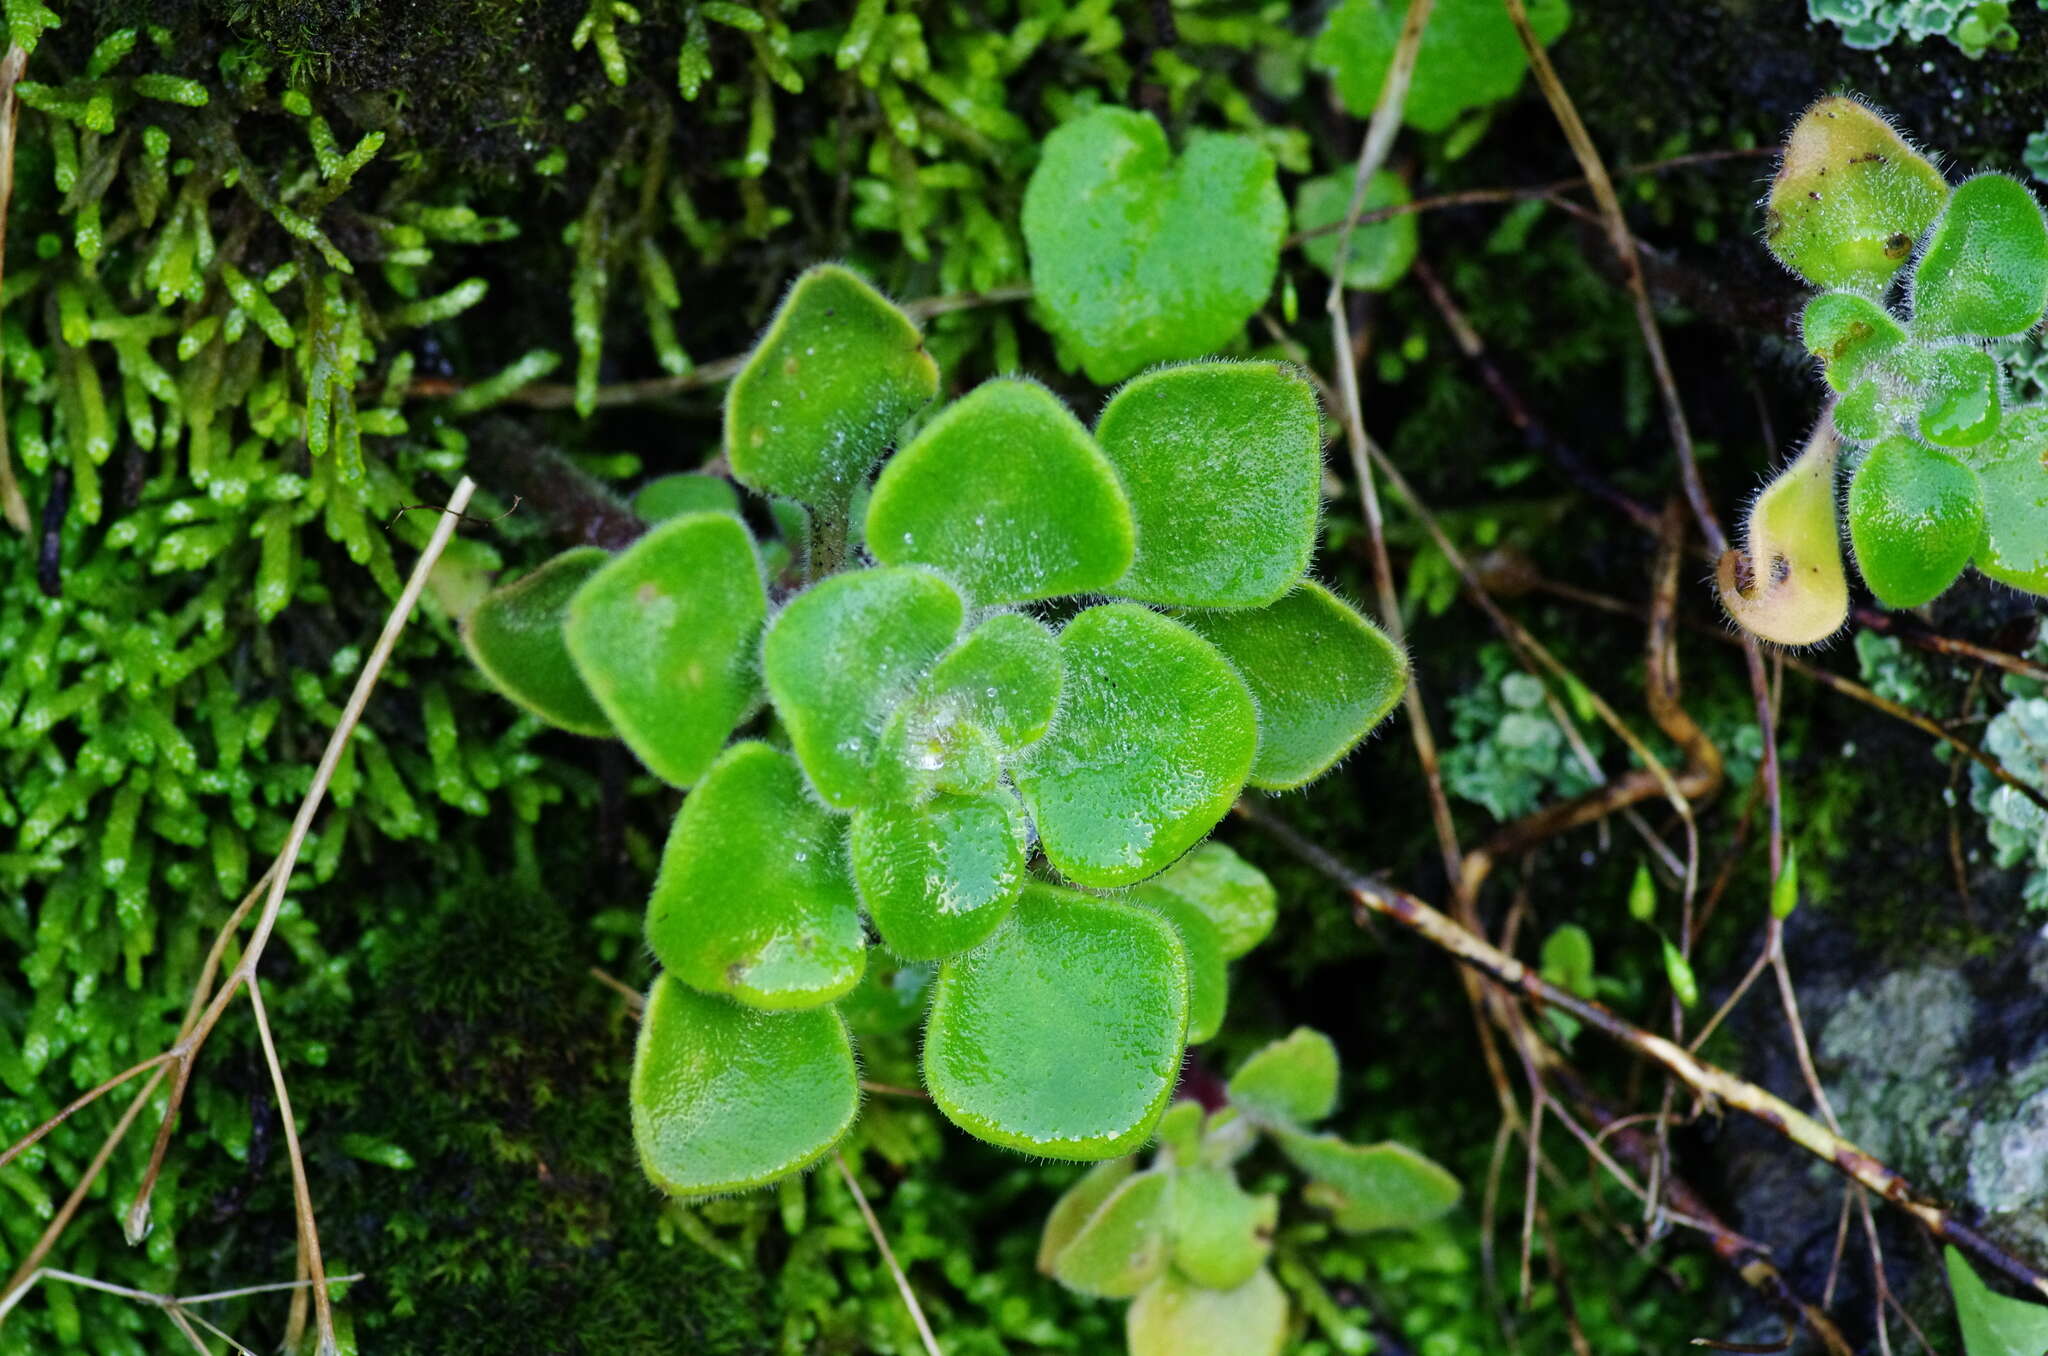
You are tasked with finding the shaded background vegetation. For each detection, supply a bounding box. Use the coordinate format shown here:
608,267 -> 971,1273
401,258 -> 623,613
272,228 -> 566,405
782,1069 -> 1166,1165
5,1 -> 2048,1351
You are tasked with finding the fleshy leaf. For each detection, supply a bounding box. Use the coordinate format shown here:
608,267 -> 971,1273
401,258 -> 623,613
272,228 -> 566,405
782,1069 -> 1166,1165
1312,0 -> 1571,134
875,613 -> 1061,800
762,566 -> 964,807
646,742 -> 866,1010
1048,1168 -> 1173,1298
630,974 -> 858,1196
922,885 -> 1190,1158
1948,1245 -> 2048,1356
1802,291 -> 1907,393
1131,884 -> 1229,1044
1281,1132 -> 1462,1234
462,548 -> 614,737
1913,173 -> 2048,340
1180,582 -> 1405,789
1764,96 -> 1949,293
1155,1100 -> 1205,1162
1295,170 -> 1416,291
1021,107 -> 1284,385
633,472 -> 741,523
1227,1027 -> 1340,1128
923,612 -> 1063,752
1171,1165 -> 1277,1291
1096,362 -> 1322,610
1038,1157 -> 1136,1274
866,379 -> 1134,604
850,790 -> 1029,961
1969,407 -> 2048,594
564,513 -> 767,787
1919,345 -> 2002,449
1016,604 -> 1258,888
1127,1268 -> 1288,1356
1847,437 -> 1984,609
1717,424 -> 1849,646
1143,842 -> 1277,961
724,263 -> 939,508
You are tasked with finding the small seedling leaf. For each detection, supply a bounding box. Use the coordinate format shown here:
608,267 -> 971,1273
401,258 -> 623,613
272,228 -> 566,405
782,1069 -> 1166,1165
1279,1131 -> 1462,1233
1171,1165 -> 1276,1292
1127,1267 -> 1289,1356
1038,1157 -> 1136,1274
1048,1168 -> 1173,1298
1227,1027 -> 1340,1128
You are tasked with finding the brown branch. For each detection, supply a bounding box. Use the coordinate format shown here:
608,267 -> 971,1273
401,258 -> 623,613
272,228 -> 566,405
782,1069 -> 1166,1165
1239,800 -> 2048,1304
0,43 -> 29,534
409,284 -> 1033,411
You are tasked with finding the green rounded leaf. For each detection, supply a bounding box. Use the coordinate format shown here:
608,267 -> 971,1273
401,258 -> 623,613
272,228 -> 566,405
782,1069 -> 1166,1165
725,263 -> 939,507
1144,842 -> 1277,961
922,885 -> 1190,1159
1949,1245 -> 2048,1356
1048,1168 -> 1173,1298
851,790 -> 1029,961
633,472 -> 742,523
1180,582 -> 1405,789
1021,107 -> 1284,385
630,974 -> 859,1196
1913,173 -> 2048,340
1295,171 -> 1416,291
1155,1100 -> 1205,1163
1227,1027 -> 1340,1128
1131,884 -> 1229,1044
1171,1165 -> 1277,1292
1128,1268 -> 1288,1356
462,548 -> 614,737
1919,345 -> 2002,449
867,379 -> 1134,604
1313,0 -> 1570,134
1038,1157 -> 1136,1274
647,742 -> 867,1010
1802,291 -> 1907,393
922,612 -> 1064,753
1847,437 -> 1984,609
1969,407 -> 2048,594
1096,362 -> 1321,609
1016,604 -> 1258,888
1765,96 -> 1949,293
762,566 -> 965,808
564,513 -> 767,788
1281,1131 -> 1461,1234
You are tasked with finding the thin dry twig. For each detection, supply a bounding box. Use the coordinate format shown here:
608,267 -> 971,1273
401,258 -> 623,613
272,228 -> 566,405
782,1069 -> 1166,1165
0,43 -> 32,533
1240,801 -> 2048,1303
834,1151 -> 944,1356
